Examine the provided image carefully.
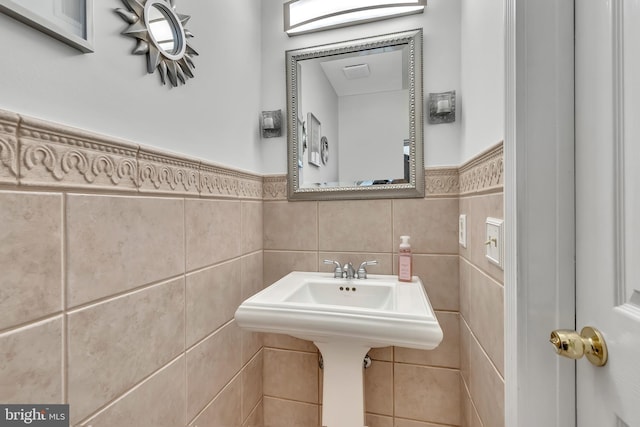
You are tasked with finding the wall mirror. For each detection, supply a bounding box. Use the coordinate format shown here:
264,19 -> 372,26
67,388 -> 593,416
286,29 -> 424,200
116,0 -> 198,87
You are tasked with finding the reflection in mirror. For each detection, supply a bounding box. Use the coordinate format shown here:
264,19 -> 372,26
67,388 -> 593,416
286,29 -> 424,200
147,4 -> 180,54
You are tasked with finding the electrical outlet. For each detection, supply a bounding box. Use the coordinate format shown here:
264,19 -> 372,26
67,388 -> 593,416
459,214 -> 467,248
485,217 -> 504,269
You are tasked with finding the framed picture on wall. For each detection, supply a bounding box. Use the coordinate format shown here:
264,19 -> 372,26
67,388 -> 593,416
307,112 -> 321,167
0,0 -> 93,52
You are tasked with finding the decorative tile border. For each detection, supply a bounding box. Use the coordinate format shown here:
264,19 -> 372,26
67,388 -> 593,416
138,147 -> 200,195
264,170 -> 463,200
263,175 -> 288,200
200,162 -> 263,200
0,109 -> 264,200
0,109 -> 502,199
0,110 -> 19,185
425,167 -> 460,197
458,142 -> 504,195
19,115 -> 139,191
238,175 -> 264,200
259,142 -> 504,201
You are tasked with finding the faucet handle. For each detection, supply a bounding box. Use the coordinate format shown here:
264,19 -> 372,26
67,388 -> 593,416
357,260 -> 378,279
323,259 -> 343,278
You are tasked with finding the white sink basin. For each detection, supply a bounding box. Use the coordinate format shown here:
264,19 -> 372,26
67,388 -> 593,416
234,271 -> 442,350
284,278 -> 393,309
235,271 -> 443,427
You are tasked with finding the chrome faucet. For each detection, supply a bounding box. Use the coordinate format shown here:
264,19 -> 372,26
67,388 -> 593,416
343,262 -> 356,279
324,259 -> 377,279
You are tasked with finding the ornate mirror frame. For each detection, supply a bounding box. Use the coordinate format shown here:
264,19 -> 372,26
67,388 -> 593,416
116,0 -> 198,87
286,29 -> 424,201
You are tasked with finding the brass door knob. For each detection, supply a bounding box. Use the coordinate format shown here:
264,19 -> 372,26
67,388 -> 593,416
549,326 -> 608,367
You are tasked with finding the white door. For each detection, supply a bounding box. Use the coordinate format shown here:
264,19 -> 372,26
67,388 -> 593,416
575,1 -> 640,426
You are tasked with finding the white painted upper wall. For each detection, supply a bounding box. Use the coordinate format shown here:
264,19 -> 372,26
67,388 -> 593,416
0,0 -> 264,173
260,0 -> 463,173
0,1 -> 502,173
460,0 -> 504,162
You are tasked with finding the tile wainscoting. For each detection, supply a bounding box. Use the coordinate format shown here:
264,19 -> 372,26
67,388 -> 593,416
0,108 -> 503,426
458,145 -> 504,427
0,110 -> 264,427
262,143 -> 503,427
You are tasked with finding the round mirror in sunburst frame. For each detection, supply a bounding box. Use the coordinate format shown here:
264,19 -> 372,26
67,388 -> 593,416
116,0 -> 198,87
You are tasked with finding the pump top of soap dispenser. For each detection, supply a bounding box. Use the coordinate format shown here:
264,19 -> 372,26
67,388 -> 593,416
400,235 -> 411,249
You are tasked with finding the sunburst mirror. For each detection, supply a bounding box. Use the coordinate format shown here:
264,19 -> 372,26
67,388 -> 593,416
116,0 -> 198,87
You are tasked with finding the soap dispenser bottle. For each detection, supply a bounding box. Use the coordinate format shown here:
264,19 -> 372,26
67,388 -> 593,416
398,235 -> 412,282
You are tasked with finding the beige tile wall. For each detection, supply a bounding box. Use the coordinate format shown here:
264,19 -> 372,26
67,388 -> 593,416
262,142 -> 504,427
0,190 -> 264,427
458,144 -> 505,427
262,196 -> 462,426
0,110 -> 265,427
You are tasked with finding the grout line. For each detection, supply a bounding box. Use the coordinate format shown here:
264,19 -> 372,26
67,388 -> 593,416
244,397 -> 263,425
460,255 -> 505,287
460,371 -> 485,427
434,309 -> 461,314
389,413 -> 460,427
390,199 -> 395,266
182,204 -> 187,326
0,184 -> 262,203
458,188 -> 504,198
262,394 -> 320,406
185,318 -> 235,353
61,193 -> 68,404
0,312 -> 65,337
239,348 -> 264,423
183,197 -> 188,427
243,347 -> 263,371
461,317 -> 504,382
187,368 -> 244,425
238,202 -> 247,422
183,196 -> 187,279
391,361 -> 461,373
64,272 -> 186,314
266,247 -> 459,254
184,253 -> 258,277
264,249 -> 459,257
262,346 -> 318,356
76,353 -> 185,426
458,189 -> 505,199
391,345 -> 396,419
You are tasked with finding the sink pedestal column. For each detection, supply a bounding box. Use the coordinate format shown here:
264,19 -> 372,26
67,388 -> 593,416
315,341 -> 370,427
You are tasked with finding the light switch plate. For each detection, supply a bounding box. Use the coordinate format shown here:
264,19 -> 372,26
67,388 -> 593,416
485,217 -> 504,269
459,214 -> 467,248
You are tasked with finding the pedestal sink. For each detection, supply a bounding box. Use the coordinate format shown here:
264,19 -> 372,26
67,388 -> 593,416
234,272 -> 442,427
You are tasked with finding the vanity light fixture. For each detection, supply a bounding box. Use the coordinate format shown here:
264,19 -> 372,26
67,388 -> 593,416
284,0 -> 426,36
